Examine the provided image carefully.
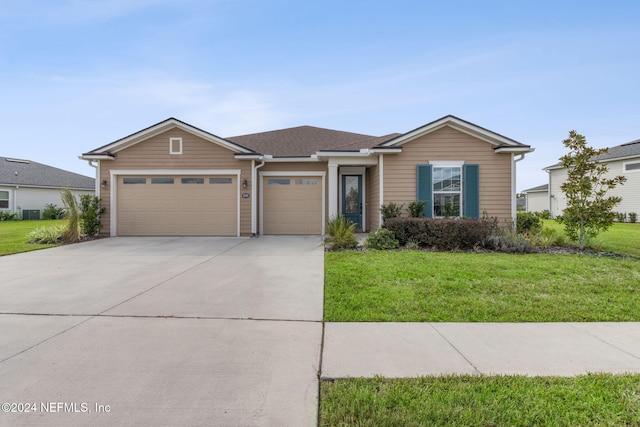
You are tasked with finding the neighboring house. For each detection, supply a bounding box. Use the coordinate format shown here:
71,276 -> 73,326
522,184 -> 549,213
81,115 -> 533,236
545,139 -> 640,218
0,157 -> 95,219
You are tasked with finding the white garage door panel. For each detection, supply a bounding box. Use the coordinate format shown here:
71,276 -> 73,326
117,175 -> 237,236
263,176 -> 322,235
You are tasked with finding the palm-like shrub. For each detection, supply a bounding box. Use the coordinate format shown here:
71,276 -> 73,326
60,188 -> 81,242
326,216 -> 358,250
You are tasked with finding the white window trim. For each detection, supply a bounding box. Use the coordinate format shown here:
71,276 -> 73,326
110,169 -> 241,237
339,166 -> 366,232
623,160 -> 640,172
169,137 -> 182,155
0,188 -> 10,210
259,171 -> 326,235
432,164 -> 463,218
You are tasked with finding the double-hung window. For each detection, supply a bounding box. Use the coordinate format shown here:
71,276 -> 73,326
417,163 -> 479,219
432,166 -> 462,217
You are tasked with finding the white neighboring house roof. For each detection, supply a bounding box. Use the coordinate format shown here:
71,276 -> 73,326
0,157 -> 94,190
522,184 -> 549,193
544,139 -> 640,170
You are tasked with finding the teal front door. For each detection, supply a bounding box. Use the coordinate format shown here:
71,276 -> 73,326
342,175 -> 362,230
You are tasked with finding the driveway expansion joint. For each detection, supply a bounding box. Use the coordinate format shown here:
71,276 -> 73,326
429,322 -> 482,375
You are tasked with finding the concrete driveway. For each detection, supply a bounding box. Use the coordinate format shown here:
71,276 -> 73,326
0,236 -> 324,427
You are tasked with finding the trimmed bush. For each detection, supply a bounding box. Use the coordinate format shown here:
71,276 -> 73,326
42,203 -> 66,220
629,212 -> 637,223
326,215 -> 358,250
79,194 -> 105,237
365,228 -> 399,250
407,201 -> 426,218
379,202 -> 403,225
384,217 -> 497,251
516,211 -> 542,234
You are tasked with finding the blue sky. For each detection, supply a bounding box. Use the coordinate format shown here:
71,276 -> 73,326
2,0 -> 639,191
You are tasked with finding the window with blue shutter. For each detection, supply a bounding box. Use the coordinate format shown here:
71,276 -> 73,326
463,164 -> 479,219
416,165 -> 433,218
417,163 -> 480,219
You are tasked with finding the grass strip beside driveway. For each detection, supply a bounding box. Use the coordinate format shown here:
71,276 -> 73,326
325,251 -> 640,322
320,374 -> 640,427
0,220 -> 64,256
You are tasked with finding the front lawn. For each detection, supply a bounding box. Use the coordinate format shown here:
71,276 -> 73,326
325,251 -> 640,322
0,220 -> 65,256
320,374 -> 640,427
543,220 -> 640,257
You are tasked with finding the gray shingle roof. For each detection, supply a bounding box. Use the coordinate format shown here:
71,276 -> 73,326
0,157 -> 95,189
523,184 -> 548,193
545,138 -> 640,169
226,126 -> 399,156
595,139 -> 640,161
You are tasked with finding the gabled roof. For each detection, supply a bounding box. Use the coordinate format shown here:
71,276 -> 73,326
0,157 -> 94,189
544,138 -> 640,170
378,115 -> 533,153
227,126 -> 399,157
82,117 -> 256,159
522,184 -> 548,193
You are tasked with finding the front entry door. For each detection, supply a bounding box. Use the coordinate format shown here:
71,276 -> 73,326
342,175 -> 362,230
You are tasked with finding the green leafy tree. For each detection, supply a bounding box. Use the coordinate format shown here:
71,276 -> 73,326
556,131 -> 626,250
79,194 -> 105,237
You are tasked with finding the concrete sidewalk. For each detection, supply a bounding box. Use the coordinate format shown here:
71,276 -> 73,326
321,322 -> 640,378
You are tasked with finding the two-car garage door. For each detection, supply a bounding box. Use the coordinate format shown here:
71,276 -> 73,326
117,175 -> 238,236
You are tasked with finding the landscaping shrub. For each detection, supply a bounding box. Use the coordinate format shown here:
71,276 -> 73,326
530,227 -> 568,249
79,194 -> 105,237
615,212 -> 627,223
365,228 -> 399,250
28,224 -> 65,244
379,202 -> 403,225
0,211 -> 18,221
60,188 -> 81,242
535,210 -> 551,220
407,201 -> 425,218
484,230 -> 536,254
384,217 -> 497,251
326,215 -> 358,250
42,203 -> 66,220
629,212 -> 637,223
516,211 -> 542,234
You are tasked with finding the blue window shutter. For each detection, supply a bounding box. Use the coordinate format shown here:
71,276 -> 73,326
416,164 -> 433,218
463,164 -> 480,219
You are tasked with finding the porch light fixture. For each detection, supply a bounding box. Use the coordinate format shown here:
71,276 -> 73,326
101,180 -> 107,188
242,179 -> 248,189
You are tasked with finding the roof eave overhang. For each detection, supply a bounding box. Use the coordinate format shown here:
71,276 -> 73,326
88,118 -> 255,156
234,154 -> 263,160
80,154 -> 115,160
494,147 -> 534,154
381,116 -> 528,150
262,155 -> 319,162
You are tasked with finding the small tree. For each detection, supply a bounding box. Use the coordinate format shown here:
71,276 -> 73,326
556,131 -> 626,250
79,194 -> 105,237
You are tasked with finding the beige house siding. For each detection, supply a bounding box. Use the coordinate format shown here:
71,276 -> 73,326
98,128 -> 252,235
382,126 -> 513,222
366,164 -> 380,231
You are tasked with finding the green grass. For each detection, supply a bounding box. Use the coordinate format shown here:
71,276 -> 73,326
320,374 -> 640,427
544,220 -> 640,257
0,220 -> 65,256
325,251 -> 640,322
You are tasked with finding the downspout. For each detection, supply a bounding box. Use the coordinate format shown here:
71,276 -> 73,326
378,153 -> 384,229
512,154 -> 526,228
86,160 -> 99,196
252,159 -> 265,236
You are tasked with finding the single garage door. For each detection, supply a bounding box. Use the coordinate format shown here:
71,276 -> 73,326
262,176 -> 322,234
117,175 -> 237,236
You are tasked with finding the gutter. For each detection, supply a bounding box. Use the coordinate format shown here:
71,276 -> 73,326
512,153 -> 527,227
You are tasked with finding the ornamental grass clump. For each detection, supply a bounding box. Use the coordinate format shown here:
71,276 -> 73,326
326,216 -> 358,250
